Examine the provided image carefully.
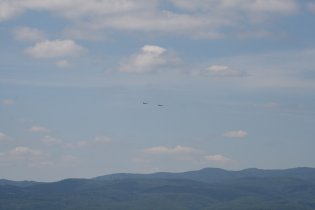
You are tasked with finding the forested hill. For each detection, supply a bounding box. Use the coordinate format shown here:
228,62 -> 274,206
94,167 -> 315,183
1,167 -> 315,210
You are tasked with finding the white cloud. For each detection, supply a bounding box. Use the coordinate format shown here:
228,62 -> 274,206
244,0 -> 298,14
1,0 -> 299,39
93,11 -> 224,38
9,146 -> 43,157
138,145 -> 235,168
0,2 -> 22,21
66,136 -> 112,148
93,136 -> 112,144
120,45 -> 180,73
77,0 -> 298,38
0,0 -> 156,21
204,154 -> 230,162
30,0 -> 156,18
205,65 -> 245,77
0,132 -> 9,142
215,48 -> 315,89
34,155 -> 78,168
77,141 -> 89,147
0,146 -> 79,169
308,3 -> 315,13
13,26 -> 45,42
0,146 -> 46,165
144,145 -> 198,155
65,141 -> 87,148
142,45 -> 166,54
0,99 -> 15,105
42,136 -> 62,145
170,0 -> 298,14
56,60 -> 71,68
30,125 -> 51,133
224,130 -> 248,138
26,40 -> 85,58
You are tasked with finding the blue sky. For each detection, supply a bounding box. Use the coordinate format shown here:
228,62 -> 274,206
1,0 -> 315,181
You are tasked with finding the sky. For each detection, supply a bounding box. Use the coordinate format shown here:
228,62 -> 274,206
1,0 -> 315,181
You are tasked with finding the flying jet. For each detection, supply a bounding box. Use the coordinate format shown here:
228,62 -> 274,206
157,104 -> 164,107
143,102 -> 148,104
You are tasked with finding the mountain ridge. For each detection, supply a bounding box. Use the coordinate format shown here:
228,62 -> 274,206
1,167 -> 315,210
93,167 -> 315,183
1,167 -> 315,185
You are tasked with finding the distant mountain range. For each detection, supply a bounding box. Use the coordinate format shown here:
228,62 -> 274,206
1,167 -> 315,210
94,167 -> 315,183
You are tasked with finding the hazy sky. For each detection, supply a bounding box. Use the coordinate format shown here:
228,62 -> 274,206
1,0 -> 315,181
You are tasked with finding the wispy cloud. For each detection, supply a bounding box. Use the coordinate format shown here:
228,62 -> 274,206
204,154 -> 230,163
93,136 -> 112,144
119,45 -> 180,73
0,146 -> 78,169
208,48 -> 315,89
2,147 -> 45,164
0,99 -> 15,105
56,60 -> 71,68
30,126 -> 51,133
0,132 -> 10,142
26,40 -> 85,58
224,130 -> 248,138
0,1 -> 21,21
307,3 -> 315,13
13,26 -> 45,42
0,0 -> 301,39
208,65 -> 245,77
66,136 -> 112,148
144,145 -> 199,155
42,136 -> 63,145
139,145 -> 234,168
170,0 -> 299,14
195,65 -> 246,77
9,146 -> 43,157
